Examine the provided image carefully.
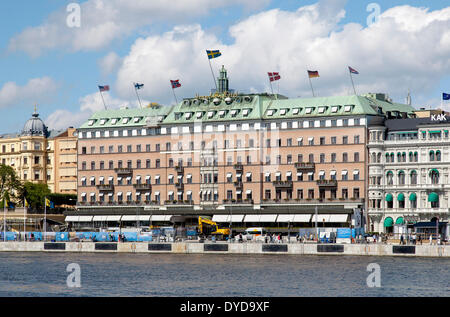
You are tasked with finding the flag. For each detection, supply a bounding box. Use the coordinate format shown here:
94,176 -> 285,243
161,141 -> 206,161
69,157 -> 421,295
171,80 -> 181,89
206,50 -> 222,59
348,66 -> 359,74
134,83 -> 144,90
24,199 -> 29,208
268,72 -> 281,82
98,85 -> 110,92
443,93 -> 450,101
308,70 -> 320,78
45,198 -> 51,208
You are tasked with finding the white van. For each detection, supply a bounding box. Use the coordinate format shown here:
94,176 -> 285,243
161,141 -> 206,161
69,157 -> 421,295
243,228 -> 267,241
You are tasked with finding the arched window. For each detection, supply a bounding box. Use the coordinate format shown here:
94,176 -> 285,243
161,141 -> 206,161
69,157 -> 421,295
377,153 -> 381,163
371,153 -> 376,163
436,150 -> 441,161
385,194 -> 393,209
409,152 -> 413,162
385,153 -> 390,163
390,153 -> 394,162
397,193 -> 405,209
429,150 -> 435,161
402,152 -> 406,162
410,170 -> 417,185
386,171 -> 394,186
398,171 -> 405,185
428,192 -> 439,208
430,169 -> 439,184
397,152 -> 402,162
414,152 -> 418,162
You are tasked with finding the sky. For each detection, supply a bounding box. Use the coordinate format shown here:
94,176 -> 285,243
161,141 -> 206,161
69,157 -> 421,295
0,0 -> 449,134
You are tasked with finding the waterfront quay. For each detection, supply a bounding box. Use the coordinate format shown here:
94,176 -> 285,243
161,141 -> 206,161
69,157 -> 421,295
0,241 -> 448,257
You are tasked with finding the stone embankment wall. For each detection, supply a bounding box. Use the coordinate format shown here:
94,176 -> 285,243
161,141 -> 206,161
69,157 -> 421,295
0,242 -> 448,257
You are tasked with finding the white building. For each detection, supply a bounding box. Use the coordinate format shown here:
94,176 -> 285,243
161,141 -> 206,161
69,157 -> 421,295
368,114 -> 450,239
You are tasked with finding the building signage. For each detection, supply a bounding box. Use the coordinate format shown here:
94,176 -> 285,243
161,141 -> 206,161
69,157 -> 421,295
430,114 -> 447,121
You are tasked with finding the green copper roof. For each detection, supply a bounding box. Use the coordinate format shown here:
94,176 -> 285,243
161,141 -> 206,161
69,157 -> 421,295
79,105 -> 172,129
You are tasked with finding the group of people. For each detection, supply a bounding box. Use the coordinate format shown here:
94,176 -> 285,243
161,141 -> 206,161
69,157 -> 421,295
400,233 -> 445,245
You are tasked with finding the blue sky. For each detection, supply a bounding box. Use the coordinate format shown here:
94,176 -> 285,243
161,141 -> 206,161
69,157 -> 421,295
0,0 -> 449,134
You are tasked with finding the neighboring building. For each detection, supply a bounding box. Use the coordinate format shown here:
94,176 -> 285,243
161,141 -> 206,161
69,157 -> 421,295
53,128 -> 78,195
0,110 -> 55,191
72,67 -> 416,231
368,112 -> 450,238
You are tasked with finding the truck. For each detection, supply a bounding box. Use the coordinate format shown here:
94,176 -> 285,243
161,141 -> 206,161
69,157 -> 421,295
198,216 -> 231,240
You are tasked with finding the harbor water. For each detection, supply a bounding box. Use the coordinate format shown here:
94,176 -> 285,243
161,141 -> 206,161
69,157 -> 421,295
0,253 -> 448,297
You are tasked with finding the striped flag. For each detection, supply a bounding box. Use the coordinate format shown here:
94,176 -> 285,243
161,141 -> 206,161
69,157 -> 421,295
308,70 -> 320,78
268,72 -> 281,82
348,66 -> 359,74
171,80 -> 181,89
98,85 -> 110,92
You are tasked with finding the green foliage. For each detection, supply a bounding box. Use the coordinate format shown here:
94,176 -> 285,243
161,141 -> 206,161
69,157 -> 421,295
23,182 -> 51,210
0,164 -> 22,203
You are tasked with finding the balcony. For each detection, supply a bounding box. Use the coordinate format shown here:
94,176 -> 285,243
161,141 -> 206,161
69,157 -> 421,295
133,183 -> 152,191
233,181 -> 243,189
174,166 -> 185,174
222,199 -> 254,205
234,164 -> 244,171
175,183 -> 184,190
295,162 -> 315,170
96,184 -> 115,191
316,180 -> 338,188
272,180 -> 293,189
114,168 -> 133,175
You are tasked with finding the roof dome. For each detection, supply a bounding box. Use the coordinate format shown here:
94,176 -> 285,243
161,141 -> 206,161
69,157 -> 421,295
22,110 -> 48,137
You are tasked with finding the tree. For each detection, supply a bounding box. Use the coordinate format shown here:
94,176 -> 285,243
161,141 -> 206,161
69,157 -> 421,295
0,164 -> 22,207
22,182 -> 51,211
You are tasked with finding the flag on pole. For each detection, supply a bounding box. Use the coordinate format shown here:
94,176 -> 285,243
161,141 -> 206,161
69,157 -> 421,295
24,199 -> 29,208
443,93 -> 450,100
134,83 -> 144,90
98,85 -> 110,92
308,70 -> 320,78
268,72 -> 281,82
206,50 -> 222,59
171,80 -> 181,89
45,198 -> 53,208
348,66 -> 359,74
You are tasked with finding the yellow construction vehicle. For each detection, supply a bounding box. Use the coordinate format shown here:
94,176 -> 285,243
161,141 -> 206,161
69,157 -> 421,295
198,216 -> 230,240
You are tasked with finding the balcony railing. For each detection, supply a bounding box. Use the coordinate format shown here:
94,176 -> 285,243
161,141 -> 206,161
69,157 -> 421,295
294,162 -> 315,170
222,199 -> 254,205
234,164 -> 244,171
114,168 -> 133,175
133,183 -> 152,191
272,180 -> 293,188
175,166 -> 184,174
316,180 -> 338,187
96,184 -> 115,191
233,181 -> 243,188
175,183 -> 184,190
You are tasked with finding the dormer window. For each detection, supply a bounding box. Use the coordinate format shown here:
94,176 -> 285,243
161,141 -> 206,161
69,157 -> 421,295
280,109 -> 289,115
122,118 -> 130,124
196,112 -> 204,119
219,110 -> 227,118
133,117 -> 142,123
305,107 -> 314,114
230,110 -> 239,117
331,106 -> 339,113
99,119 -> 107,125
318,106 -> 327,113
208,111 -> 215,118
243,109 -> 251,117
185,112 -> 193,119
88,120 -> 95,126
344,105 -> 353,112
292,108 -> 300,115
267,109 -> 275,116
111,118 -> 118,125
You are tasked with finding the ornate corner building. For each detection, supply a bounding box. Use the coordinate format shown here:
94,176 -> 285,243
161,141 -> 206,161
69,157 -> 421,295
368,110 -> 450,235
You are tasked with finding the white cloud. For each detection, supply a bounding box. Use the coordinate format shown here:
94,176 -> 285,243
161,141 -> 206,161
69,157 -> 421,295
111,2 -> 450,105
98,52 -> 123,76
9,0 -> 270,57
0,77 -> 58,108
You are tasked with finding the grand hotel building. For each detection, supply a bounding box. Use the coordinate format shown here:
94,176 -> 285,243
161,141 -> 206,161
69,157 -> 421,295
71,68 -> 416,230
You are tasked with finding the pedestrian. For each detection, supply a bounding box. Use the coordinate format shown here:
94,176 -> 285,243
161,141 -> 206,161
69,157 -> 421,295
429,234 -> 433,245
400,234 -> 404,245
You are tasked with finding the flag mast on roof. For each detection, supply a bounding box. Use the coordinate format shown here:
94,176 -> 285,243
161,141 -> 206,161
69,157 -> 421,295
206,50 -> 221,92
348,66 -> 359,95
307,70 -> 319,97
98,85 -> 109,110
134,82 -> 144,109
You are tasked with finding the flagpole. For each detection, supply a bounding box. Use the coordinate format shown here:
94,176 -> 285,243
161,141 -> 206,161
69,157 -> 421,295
134,83 -> 143,109
349,71 -> 357,95
208,59 -> 218,92
99,91 -> 107,110
24,198 -> 26,241
308,76 -> 315,97
3,199 -> 5,242
172,87 -> 179,105
44,196 -> 47,242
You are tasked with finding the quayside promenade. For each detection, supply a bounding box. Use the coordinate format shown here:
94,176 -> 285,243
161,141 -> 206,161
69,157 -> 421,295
0,242 -> 448,257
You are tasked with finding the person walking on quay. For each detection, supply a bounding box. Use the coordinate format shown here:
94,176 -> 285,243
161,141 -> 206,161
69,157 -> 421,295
400,234 -> 404,245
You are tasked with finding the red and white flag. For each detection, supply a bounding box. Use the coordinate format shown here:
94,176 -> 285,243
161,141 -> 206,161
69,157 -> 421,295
268,72 -> 281,82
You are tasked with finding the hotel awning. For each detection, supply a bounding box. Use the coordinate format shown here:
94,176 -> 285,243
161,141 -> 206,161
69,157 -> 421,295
293,214 -> 311,222
151,215 -> 172,222
121,215 -> 151,221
